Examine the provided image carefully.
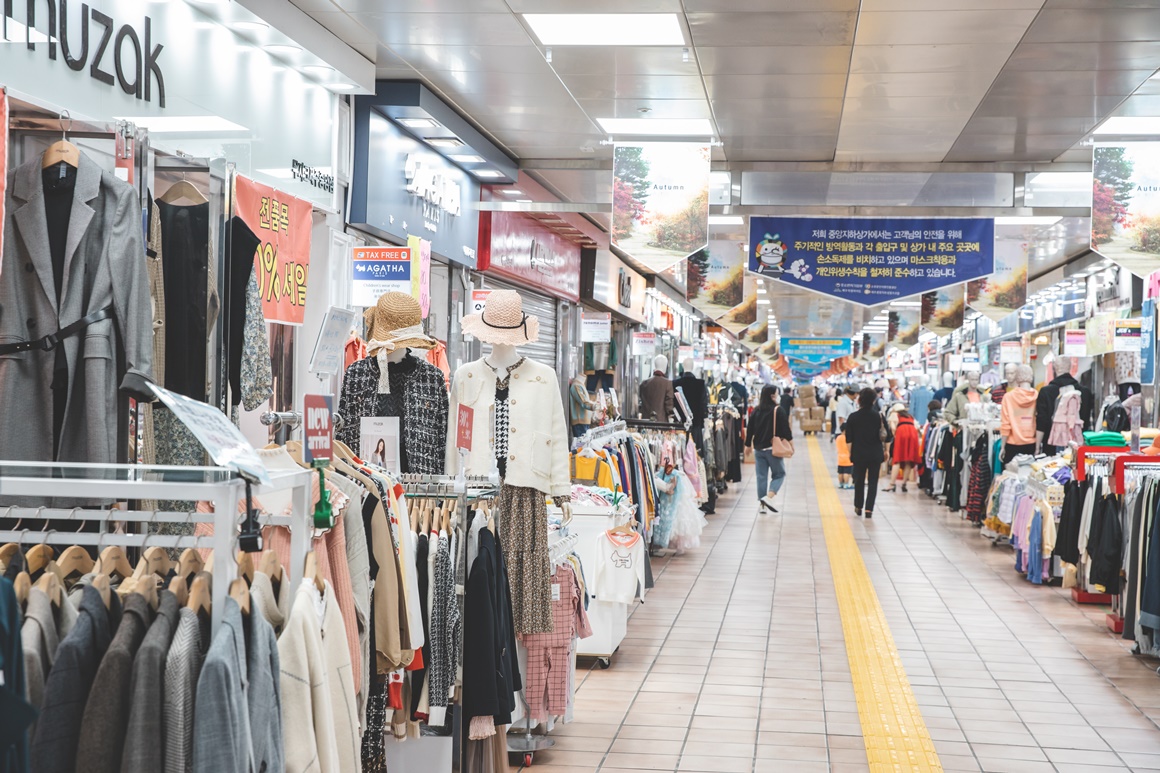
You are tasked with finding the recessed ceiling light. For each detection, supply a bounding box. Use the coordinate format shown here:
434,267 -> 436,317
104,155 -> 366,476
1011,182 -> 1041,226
596,118 -> 713,136
1094,116 -> 1160,135
523,13 -> 685,46
325,83 -> 360,92
516,199 -> 533,203
500,189 -> 524,196
475,170 -> 504,178
450,154 -> 485,163
426,137 -> 464,149
709,215 -> 744,225
116,115 -> 248,132
264,43 -> 302,56
399,118 -> 439,129
301,64 -> 335,75
233,20 -> 268,32
995,216 -> 1062,225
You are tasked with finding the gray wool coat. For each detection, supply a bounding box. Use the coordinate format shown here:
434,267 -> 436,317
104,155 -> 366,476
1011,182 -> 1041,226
122,589 -> 180,773
0,153 -> 154,465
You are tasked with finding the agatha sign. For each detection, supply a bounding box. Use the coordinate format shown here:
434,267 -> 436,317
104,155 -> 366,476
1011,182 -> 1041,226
351,246 -> 412,307
748,217 -> 994,306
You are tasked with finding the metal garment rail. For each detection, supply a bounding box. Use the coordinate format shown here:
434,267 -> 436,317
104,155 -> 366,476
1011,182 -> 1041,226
0,461 -> 313,634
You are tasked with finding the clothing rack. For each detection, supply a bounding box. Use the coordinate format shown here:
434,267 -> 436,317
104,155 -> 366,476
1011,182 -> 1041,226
0,461 -> 313,634
572,420 -> 628,452
1075,446 -> 1130,482
625,419 -> 687,431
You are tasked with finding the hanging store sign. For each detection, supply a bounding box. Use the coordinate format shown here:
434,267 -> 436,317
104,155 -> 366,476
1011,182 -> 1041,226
1064,329 -> 1087,357
779,338 -> 851,366
632,332 -> 657,357
866,333 -> 887,361
688,240 -> 746,320
1114,318 -> 1143,352
417,237 -> 431,318
235,175 -> 312,325
961,352 -> 981,373
586,249 -> 647,324
921,285 -> 965,337
1000,341 -> 1023,364
308,306 -> 359,376
302,394 -> 334,466
481,210 -> 582,302
350,110 -> 479,266
967,238 -> 1028,322
888,309 -> 920,348
351,246 -> 412,307
612,143 -> 710,275
1092,144 -> 1160,278
581,312 -> 612,343
748,217 -> 993,306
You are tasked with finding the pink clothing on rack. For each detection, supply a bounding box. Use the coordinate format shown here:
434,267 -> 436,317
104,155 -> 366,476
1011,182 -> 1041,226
521,563 -> 592,721
1048,390 -> 1083,447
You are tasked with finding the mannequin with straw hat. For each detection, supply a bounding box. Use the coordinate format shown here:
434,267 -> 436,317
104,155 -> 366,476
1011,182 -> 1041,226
336,291 -> 448,474
447,289 -> 571,635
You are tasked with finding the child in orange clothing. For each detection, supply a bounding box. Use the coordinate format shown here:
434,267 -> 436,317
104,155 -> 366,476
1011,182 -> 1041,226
836,434 -> 853,489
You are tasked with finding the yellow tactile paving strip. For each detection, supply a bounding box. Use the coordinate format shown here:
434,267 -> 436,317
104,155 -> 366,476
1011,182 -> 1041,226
807,437 -> 944,772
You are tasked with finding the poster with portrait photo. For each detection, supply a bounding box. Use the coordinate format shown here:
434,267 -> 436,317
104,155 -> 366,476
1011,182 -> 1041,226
361,417 -> 400,474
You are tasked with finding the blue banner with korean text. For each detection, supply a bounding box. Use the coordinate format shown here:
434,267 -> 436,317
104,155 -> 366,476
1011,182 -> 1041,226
749,217 -> 994,306
780,338 -> 851,366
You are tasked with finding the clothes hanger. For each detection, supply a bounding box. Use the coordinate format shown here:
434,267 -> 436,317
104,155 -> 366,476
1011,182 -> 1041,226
132,513 -> 173,582
129,573 -> 159,610
13,571 -> 31,608
178,548 -> 205,582
157,172 -> 208,205
24,541 -> 55,578
303,550 -> 325,594
96,541 -> 134,581
259,549 -> 283,590
237,550 -> 255,586
228,577 -> 251,615
41,111 -> 80,169
56,544 -> 94,579
168,574 -> 189,606
187,571 -> 212,617
34,570 -> 64,609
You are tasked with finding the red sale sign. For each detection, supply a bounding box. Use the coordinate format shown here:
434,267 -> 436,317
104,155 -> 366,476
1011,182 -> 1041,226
456,404 -> 474,452
303,394 -> 333,466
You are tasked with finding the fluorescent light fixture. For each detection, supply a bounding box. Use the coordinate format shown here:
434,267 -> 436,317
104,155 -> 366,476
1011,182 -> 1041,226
116,115 -> 248,133
523,13 -> 684,46
709,215 -> 744,225
187,0 -> 229,4
325,83 -> 360,92
1094,116 -> 1160,135
426,137 -> 464,149
450,154 -> 485,164
500,189 -> 523,196
995,216 -> 1062,226
399,118 -> 439,129
475,170 -> 504,178
596,118 -> 714,136
301,64 -> 335,75
233,20 -> 268,32
516,199 -> 533,203
264,43 -> 302,55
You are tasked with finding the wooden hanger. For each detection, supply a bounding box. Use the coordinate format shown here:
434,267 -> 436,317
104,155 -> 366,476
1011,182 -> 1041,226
24,543 -> 54,577
228,577 -> 251,616
0,542 -> 19,568
178,548 -> 205,581
303,551 -> 325,593
56,545 -> 95,578
168,574 -> 189,606
157,176 -> 208,205
420,500 -> 432,535
42,111 -> 80,169
188,572 -> 211,617
34,571 -> 64,608
96,545 -> 134,580
237,551 -> 255,586
90,573 -> 112,609
259,550 -> 283,582
410,499 -> 422,532
131,574 -> 159,610
13,572 -> 30,607
609,521 -> 636,536
133,546 -> 173,581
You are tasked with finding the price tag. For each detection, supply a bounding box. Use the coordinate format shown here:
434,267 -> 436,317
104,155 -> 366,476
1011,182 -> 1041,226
303,394 -> 333,466
551,583 -> 561,602
456,404 -> 474,452
148,384 -> 269,484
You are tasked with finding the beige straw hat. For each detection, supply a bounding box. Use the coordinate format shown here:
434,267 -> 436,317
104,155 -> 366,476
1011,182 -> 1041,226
460,289 -> 540,346
364,292 -> 437,354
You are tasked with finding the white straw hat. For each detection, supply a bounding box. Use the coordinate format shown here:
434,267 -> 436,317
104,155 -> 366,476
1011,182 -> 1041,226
460,289 -> 540,346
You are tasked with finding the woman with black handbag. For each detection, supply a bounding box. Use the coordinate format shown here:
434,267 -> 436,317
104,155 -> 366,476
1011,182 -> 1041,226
844,387 -> 891,519
746,385 -> 794,513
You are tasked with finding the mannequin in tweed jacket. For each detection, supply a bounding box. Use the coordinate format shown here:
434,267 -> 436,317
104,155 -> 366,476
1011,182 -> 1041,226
338,350 -> 449,474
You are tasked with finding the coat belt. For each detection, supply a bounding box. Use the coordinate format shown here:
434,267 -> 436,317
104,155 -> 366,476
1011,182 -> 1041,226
0,305 -> 115,355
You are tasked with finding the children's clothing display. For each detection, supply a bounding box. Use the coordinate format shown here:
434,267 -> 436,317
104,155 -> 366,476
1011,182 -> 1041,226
652,468 -> 707,551
594,531 -> 647,605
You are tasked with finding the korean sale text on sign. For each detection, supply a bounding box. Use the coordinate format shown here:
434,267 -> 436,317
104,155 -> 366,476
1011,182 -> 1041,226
235,175 -> 313,325
748,217 -> 994,306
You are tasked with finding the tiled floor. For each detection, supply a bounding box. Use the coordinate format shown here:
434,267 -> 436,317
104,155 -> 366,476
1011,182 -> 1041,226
518,439 -> 1160,772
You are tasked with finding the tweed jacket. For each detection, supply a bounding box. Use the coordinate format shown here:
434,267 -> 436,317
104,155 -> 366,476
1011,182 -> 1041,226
1,577 -> 29,773
0,154 -> 154,466
122,590 -> 180,773
337,352 -> 448,475
31,584 -> 121,773
76,593 -> 154,773
193,597 -> 283,773
445,358 -> 571,497
163,607 -> 208,773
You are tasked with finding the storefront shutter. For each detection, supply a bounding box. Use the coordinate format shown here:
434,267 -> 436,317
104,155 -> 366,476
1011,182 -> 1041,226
480,278 -> 559,370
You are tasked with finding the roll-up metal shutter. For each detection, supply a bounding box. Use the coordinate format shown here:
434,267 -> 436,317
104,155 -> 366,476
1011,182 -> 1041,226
480,278 -> 559,370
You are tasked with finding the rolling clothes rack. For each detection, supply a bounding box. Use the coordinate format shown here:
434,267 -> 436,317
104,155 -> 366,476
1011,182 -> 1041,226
0,461 -> 313,634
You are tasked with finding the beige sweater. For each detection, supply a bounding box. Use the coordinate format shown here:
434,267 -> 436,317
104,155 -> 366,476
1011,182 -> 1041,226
280,581 -> 339,773
321,579 -> 362,773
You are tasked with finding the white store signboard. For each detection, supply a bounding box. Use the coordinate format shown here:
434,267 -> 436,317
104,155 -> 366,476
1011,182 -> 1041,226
581,312 -> 612,343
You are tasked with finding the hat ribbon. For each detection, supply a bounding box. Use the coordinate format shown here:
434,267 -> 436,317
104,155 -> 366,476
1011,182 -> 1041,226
481,308 -> 530,340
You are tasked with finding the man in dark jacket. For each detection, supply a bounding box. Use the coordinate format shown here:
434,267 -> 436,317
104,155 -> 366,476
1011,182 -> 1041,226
638,355 -> 675,421
1036,356 -> 1093,452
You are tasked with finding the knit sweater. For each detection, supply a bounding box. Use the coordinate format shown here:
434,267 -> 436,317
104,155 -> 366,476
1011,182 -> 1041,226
1000,387 -> 1038,445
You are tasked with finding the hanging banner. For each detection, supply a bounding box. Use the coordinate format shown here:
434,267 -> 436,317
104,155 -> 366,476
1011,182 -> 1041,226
408,235 -> 432,318
581,312 -> 612,343
921,285 -> 965,337
689,239 -> 746,318
613,143 -> 710,274
1087,312 -> 1117,356
351,246 -> 412,307
888,309 -> 920,348
1143,300 -> 1156,384
717,273 -> 759,335
1114,318 -> 1143,352
748,216 -> 993,306
1092,144 -> 1160,277
235,175 -> 312,325
1064,329 -> 1087,357
780,338 -> 851,365
1000,341 -> 1023,364
967,238 -> 1028,322
866,333 -> 887,361
632,332 -> 657,357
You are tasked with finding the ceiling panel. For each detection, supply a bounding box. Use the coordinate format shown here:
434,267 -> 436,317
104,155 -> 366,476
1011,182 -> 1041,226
506,0 -> 682,10
577,98 -> 713,119
1114,94 -> 1160,116
386,44 -> 551,73
353,12 -> 530,46
849,43 -> 1024,73
698,45 -> 852,75
853,10 -> 1040,45
711,97 -> 843,119
703,74 -> 848,101
1003,41 -> 1160,70
1023,8 -> 1160,43
686,12 -> 857,47
335,0 -> 509,11
686,0 -> 857,9
550,47 -> 697,76
714,112 -> 844,138
845,72 -> 995,99
841,95 -> 983,118
944,133 -> 1085,161
970,93 -> 1126,118
986,69 -> 1153,96
956,115 -> 1103,135
860,0 -> 1044,8
556,74 -> 708,101
305,11 -> 380,45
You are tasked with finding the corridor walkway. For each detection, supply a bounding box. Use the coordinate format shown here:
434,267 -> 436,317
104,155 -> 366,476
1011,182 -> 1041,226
528,438 -> 1160,773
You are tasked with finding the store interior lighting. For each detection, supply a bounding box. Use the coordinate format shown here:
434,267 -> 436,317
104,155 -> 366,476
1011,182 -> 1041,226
596,118 -> 715,136
426,137 -> 464,149
399,118 -> 439,129
1093,116 -> 1160,135
451,155 -> 486,164
523,14 -> 686,46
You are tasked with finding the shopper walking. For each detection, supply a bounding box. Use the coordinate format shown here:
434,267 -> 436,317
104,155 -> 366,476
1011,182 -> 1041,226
844,387 -> 890,519
835,386 -> 857,435
746,385 -> 793,513
882,408 -> 921,492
